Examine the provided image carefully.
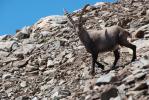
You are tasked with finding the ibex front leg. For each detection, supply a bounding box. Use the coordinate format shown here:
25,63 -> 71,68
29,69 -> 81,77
91,53 -> 104,75
112,49 -> 120,70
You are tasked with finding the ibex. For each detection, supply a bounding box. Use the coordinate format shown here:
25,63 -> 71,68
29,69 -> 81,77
64,4 -> 136,75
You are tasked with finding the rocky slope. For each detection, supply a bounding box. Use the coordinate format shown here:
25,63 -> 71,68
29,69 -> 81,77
1,0 -> 149,100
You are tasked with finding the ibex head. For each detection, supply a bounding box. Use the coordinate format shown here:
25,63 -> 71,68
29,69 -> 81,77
64,4 -> 90,33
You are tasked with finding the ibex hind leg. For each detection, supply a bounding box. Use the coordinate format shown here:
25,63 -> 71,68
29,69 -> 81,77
119,40 -> 136,62
95,61 -> 104,70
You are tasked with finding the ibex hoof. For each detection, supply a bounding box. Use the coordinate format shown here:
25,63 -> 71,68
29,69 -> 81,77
89,70 -> 95,76
111,66 -> 117,70
131,58 -> 136,62
100,65 -> 105,70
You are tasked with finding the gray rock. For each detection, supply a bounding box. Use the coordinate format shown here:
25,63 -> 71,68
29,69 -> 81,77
25,65 -> 38,72
40,31 -> 51,37
101,87 -> 118,100
0,51 -> 9,58
2,73 -> 12,79
133,39 -> 149,50
47,16 -> 67,24
13,58 -> 29,68
0,34 -> 12,41
41,98 -> 48,100
134,72 -> 146,79
33,15 -> 67,32
133,82 -> 148,91
15,96 -> 29,100
94,2 -> 106,8
110,96 -> 122,100
146,9 -> 149,16
47,60 -> 54,67
123,75 -> 135,84
51,92 -> 59,99
53,40 -> 61,50
32,97 -> 39,100
40,84 -> 52,91
135,30 -> 145,38
20,81 -> 27,88
59,89 -> 71,97
15,32 -> 30,40
96,71 -> 117,85
14,44 -> 36,55
0,41 -> 19,52
15,26 -> 30,39
117,84 -> 126,99
43,68 -> 56,76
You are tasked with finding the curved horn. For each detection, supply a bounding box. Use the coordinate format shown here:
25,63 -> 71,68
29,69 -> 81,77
78,4 -> 90,25
64,9 -> 76,29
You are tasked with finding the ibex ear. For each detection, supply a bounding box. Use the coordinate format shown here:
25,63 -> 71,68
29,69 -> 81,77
64,9 -> 76,28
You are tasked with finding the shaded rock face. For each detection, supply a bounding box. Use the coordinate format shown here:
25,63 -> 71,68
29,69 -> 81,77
101,87 -> 118,100
1,0 -> 149,100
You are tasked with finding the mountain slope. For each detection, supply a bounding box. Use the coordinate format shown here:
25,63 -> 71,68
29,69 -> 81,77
0,0 -> 149,100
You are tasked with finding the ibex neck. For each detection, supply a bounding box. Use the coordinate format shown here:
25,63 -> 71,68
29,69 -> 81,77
77,28 -> 91,45
78,28 -> 87,40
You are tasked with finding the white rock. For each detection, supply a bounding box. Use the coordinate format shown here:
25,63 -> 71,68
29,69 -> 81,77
40,84 -> 51,91
110,96 -> 121,100
47,60 -> 54,67
146,9 -> 149,16
32,97 -> 39,100
20,81 -> 27,88
14,44 -> 36,55
94,2 -> 106,7
2,73 -> 12,79
133,39 -> 149,50
96,71 -> 116,85
43,69 -> 56,76
0,34 -> 11,41
51,92 -> 59,99
0,41 -> 19,52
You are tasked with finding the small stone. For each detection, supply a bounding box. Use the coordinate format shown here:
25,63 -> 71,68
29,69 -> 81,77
20,81 -> 27,88
15,96 -> 29,100
41,98 -> 48,100
28,70 -> 39,75
2,73 -> 12,79
51,92 -> 59,99
123,75 -> 135,84
146,9 -> 149,16
13,59 -> 28,68
135,30 -> 145,38
117,84 -> 126,97
59,89 -> 71,97
40,84 -> 51,91
43,69 -> 56,76
32,97 -> 39,100
110,96 -> 121,100
26,65 -> 38,72
146,80 -> 149,86
134,72 -> 146,79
